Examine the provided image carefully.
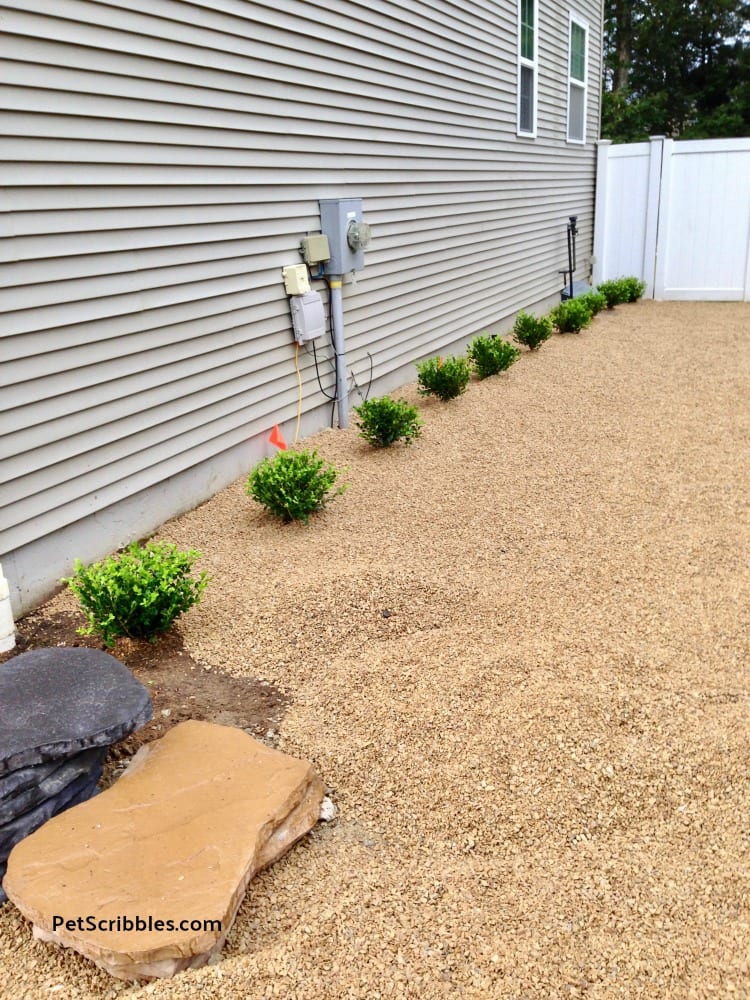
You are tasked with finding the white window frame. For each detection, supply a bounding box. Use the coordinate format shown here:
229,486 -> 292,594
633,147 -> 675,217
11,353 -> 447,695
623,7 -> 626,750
517,0 -> 538,138
567,12 -> 589,144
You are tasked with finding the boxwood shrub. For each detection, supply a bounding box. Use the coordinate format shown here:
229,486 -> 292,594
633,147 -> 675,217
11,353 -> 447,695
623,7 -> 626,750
64,541 -> 209,648
354,395 -> 423,448
416,355 -> 471,401
550,298 -> 594,334
246,449 -> 347,523
513,311 -> 553,351
466,334 -> 520,379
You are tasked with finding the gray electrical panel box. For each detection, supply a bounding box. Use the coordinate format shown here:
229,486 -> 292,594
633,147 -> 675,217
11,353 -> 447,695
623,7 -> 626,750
319,197 -> 371,275
290,291 -> 325,345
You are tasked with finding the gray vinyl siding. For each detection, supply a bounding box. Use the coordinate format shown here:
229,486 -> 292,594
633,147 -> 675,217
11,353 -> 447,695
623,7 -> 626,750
0,0 -> 603,613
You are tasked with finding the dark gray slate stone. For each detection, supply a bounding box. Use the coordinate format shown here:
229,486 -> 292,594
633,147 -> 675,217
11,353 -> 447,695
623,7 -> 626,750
0,757 -> 67,802
0,769 -> 102,858
0,747 -> 107,826
0,648 -> 152,773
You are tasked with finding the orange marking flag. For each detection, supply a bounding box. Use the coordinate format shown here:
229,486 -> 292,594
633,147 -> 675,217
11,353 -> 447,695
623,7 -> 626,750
269,424 -> 287,450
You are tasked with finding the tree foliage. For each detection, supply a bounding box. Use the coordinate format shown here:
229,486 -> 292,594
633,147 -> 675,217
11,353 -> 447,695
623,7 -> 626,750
603,0 -> 750,142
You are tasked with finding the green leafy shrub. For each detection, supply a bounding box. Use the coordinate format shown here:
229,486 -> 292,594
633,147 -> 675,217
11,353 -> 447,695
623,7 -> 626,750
550,298 -> 594,333
512,311 -> 553,351
246,448 -> 347,523
596,279 -> 628,308
577,290 -> 608,316
64,541 -> 209,648
416,354 -> 471,401
354,395 -> 423,448
466,334 -> 520,379
617,276 -> 647,302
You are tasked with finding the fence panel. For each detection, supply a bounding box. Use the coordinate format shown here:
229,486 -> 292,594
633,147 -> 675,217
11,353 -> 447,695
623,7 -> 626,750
594,136 -> 750,301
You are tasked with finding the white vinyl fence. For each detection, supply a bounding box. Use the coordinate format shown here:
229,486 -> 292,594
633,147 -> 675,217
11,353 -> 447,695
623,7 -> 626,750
593,136 -> 750,300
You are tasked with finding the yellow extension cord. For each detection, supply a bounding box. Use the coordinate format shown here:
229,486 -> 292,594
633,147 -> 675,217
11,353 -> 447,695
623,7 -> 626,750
294,342 -> 303,444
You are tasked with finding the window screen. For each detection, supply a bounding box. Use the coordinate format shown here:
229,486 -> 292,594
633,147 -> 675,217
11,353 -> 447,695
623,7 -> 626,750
568,84 -> 585,141
520,66 -> 534,134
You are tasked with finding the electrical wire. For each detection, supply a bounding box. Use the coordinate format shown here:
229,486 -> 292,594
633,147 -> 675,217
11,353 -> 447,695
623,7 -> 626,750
293,342 -> 303,444
348,351 -> 375,404
311,338 -> 337,401
364,351 -> 374,401
290,269 -> 338,428
307,283 -> 374,427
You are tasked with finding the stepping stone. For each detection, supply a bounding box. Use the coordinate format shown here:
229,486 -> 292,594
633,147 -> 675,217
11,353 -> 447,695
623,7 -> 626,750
0,647 -> 152,903
3,720 -> 325,981
0,648 -> 152,773
0,765 -> 103,856
0,770 -> 101,903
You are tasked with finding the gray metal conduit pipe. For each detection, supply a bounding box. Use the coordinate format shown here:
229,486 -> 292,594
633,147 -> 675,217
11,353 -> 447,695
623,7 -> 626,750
328,276 -> 349,429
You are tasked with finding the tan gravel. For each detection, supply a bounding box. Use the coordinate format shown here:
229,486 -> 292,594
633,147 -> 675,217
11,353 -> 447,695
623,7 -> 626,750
1,300 -> 749,999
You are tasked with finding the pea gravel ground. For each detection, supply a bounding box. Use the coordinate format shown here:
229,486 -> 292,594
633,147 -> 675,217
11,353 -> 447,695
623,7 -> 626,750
1,300 -> 749,1000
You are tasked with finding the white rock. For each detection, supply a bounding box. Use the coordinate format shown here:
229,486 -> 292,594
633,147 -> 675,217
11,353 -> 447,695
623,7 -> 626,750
319,796 -> 338,822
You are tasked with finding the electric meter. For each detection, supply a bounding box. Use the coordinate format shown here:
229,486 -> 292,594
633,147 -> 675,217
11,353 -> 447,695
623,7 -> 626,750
346,220 -> 372,251
319,198 -> 370,274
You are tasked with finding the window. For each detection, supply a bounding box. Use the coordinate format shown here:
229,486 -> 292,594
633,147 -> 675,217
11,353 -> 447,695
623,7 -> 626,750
567,15 -> 588,142
517,0 -> 537,136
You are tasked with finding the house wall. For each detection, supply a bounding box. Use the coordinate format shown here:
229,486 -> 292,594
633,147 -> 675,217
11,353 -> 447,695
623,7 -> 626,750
1,0 -> 603,616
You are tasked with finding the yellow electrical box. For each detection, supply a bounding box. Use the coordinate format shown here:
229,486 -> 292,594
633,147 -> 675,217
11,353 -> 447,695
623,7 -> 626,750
301,234 -> 331,265
282,264 -> 311,296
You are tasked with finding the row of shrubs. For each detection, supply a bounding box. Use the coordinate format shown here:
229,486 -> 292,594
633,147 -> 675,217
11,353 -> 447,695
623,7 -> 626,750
65,276 -> 645,646
413,276 -> 646,400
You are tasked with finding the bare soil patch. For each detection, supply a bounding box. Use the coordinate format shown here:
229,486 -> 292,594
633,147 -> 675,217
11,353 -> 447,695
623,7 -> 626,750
0,608 -> 288,786
0,301 -> 749,1000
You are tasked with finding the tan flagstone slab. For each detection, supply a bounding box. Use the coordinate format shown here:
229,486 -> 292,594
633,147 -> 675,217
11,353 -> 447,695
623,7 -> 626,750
3,720 -> 325,980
